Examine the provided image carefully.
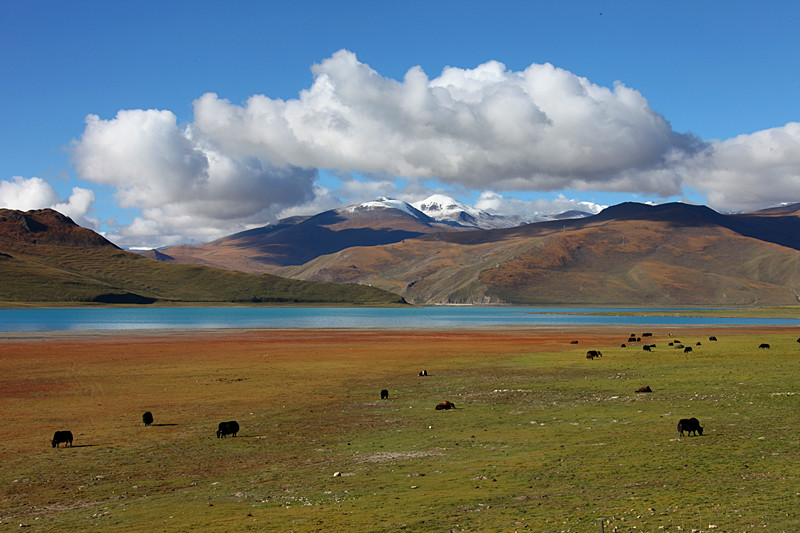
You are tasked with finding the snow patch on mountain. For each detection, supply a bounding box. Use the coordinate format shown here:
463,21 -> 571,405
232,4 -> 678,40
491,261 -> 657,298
413,194 -> 546,229
342,197 -> 427,219
413,194 -> 484,219
340,195 -> 593,230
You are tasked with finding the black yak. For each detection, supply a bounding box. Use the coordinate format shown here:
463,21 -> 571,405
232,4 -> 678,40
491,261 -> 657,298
677,418 -> 703,437
142,411 -> 154,426
51,430 -> 73,448
759,343 -> 770,349
216,420 -> 240,438
435,401 -> 456,410
380,389 -> 389,400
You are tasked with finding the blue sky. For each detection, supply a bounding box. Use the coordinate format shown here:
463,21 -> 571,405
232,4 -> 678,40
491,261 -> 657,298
1,1 -> 799,248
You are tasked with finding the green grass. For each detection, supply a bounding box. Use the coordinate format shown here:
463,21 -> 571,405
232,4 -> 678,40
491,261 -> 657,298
3,329 -> 800,531
0,244 -> 404,305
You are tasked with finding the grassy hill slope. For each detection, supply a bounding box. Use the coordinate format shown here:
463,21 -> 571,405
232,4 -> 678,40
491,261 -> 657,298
0,209 -> 404,305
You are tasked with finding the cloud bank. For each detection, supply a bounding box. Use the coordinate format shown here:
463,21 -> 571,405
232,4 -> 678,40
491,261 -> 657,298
192,50 -> 703,194
65,50 -> 800,246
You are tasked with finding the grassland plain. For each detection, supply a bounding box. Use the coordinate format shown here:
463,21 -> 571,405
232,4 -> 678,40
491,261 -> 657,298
1,326 -> 800,532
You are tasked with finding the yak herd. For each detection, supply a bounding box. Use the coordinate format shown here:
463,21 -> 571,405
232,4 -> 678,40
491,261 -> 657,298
49,367 -> 454,449
579,332 -> 800,439
49,335 -> 800,448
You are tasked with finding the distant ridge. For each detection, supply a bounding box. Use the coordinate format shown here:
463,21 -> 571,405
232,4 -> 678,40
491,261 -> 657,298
155,195 -> 592,273
158,197 -> 462,272
748,203 -> 800,217
590,202 -> 800,251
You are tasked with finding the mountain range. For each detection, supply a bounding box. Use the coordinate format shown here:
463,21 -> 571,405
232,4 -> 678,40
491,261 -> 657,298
148,195 -> 590,272
3,196 -> 800,307
149,196 -> 800,306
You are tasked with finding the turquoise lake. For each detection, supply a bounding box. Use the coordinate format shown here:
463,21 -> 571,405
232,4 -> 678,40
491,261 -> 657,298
0,306 -> 797,332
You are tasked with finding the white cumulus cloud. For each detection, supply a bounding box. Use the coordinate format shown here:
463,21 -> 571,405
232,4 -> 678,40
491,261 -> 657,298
0,176 -> 60,210
71,108 -> 317,247
682,122 -> 800,212
191,50 -> 704,195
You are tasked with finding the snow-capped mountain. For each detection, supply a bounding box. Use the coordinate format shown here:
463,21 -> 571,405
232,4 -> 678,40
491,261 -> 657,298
343,194 -> 592,229
412,194 -> 547,229
342,197 -> 431,221
152,195 -> 594,273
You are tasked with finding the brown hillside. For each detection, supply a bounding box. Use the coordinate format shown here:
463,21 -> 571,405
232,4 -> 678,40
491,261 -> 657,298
157,207 -> 465,273
278,206 -> 800,306
0,208 -> 116,247
479,220 -> 800,305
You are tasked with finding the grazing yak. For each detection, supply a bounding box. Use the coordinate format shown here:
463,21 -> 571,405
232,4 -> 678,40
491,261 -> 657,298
51,430 -> 73,448
643,345 -> 652,352
642,332 -> 653,337
570,340 -> 579,344
635,385 -> 652,393
677,417 -> 703,437
586,350 -> 602,359
435,401 -> 456,410
683,346 -> 693,353
142,411 -> 154,426
759,343 -> 770,349
709,336 -> 717,341
216,420 -> 240,438
380,389 -> 389,400
418,370 -> 428,376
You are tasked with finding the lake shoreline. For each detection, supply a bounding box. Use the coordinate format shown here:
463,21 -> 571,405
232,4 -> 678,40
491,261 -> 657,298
1,323 -> 795,342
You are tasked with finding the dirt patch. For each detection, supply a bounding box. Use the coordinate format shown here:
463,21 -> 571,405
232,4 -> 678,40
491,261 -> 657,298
354,450 -> 446,463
